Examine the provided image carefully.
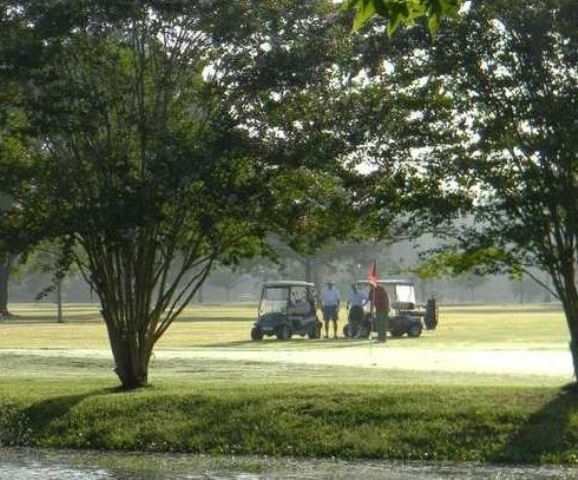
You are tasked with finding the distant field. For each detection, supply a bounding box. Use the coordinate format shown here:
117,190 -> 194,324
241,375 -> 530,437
0,302 -> 569,350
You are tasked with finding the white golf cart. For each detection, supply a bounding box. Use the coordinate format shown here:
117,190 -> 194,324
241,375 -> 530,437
343,278 -> 438,338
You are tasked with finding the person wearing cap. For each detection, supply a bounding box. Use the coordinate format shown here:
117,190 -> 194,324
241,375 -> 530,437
321,282 -> 341,339
347,284 -> 367,337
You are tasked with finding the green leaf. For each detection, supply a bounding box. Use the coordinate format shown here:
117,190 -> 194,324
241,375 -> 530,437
372,0 -> 390,17
341,0 -> 361,11
352,0 -> 377,32
387,11 -> 403,35
427,11 -> 442,35
387,2 -> 410,36
439,0 -> 462,16
344,0 -> 463,35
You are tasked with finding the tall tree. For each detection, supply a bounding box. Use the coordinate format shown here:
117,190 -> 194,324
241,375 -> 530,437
1,0 -> 369,388
0,196 -> 14,317
0,69 -> 29,318
360,0 -> 578,379
0,255 -> 14,317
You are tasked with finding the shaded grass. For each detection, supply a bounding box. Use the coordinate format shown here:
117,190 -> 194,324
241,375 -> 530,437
1,376 -> 578,464
0,348 -> 574,464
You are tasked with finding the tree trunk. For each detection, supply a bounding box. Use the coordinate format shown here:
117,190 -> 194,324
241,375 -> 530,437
197,284 -> 204,304
0,255 -> 14,317
105,321 -> 153,389
56,279 -> 63,323
566,308 -> 578,385
81,225 -> 215,390
304,257 -> 313,283
557,265 -> 578,385
562,295 -> 578,384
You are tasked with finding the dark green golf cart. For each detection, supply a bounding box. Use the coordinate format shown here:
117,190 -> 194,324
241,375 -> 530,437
251,281 -> 321,341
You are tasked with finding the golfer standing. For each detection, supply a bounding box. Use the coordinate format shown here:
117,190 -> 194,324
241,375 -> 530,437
322,282 -> 341,339
347,284 -> 367,337
371,284 -> 390,342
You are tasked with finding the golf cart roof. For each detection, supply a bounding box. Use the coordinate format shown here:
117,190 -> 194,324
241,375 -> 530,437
263,281 -> 315,288
356,278 -> 415,286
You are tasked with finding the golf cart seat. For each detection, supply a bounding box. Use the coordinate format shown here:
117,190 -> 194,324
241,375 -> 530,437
287,300 -> 311,316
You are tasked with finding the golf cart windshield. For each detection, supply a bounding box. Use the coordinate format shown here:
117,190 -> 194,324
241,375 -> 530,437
395,285 -> 416,304
259,287 -> 289,315
355,280 -> 417,311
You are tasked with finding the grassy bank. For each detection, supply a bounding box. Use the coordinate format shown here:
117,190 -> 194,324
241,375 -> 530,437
1,376 -> 578,464
0,354 -> 577,464
0,303 -> 574,464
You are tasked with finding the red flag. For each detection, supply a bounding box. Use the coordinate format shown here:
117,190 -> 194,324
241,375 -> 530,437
368,260 -> 377,287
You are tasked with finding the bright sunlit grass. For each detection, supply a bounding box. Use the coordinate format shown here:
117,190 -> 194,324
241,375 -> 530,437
0,302 -> 569,350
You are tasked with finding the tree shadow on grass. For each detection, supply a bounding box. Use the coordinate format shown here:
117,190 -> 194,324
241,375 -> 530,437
497,386 -> 578,463
23,388 -> 115,436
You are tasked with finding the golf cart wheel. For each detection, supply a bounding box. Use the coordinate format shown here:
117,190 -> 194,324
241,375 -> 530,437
276,325 -> 292,340
425,298 -> 439,330
343,324 -> 352,338
308,324 -> 320,339
359,325 -> 370,338
251,327 -> 264,341
408,324 -> 422,338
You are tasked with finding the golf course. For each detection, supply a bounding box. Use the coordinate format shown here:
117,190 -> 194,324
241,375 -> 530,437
2,302 -> 578,466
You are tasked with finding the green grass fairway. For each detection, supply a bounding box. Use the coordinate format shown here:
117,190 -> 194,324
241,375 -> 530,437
1,303 -> 576,464
0,302 -> 569,350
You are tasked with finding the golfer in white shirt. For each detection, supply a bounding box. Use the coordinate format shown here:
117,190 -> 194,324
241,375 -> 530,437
322,282 -> 341,339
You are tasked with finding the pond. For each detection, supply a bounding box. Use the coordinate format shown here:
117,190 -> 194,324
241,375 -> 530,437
1,448 -> 577,479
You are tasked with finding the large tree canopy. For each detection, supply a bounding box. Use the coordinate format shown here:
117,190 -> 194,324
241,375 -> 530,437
0,37 -> 31,317
0,0 -> 374,388
356,0 -> 578,379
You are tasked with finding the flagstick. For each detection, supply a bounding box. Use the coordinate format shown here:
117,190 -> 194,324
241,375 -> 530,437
367,259 -> 378,366
368,285 -> 375,366
368,313 -> 374,366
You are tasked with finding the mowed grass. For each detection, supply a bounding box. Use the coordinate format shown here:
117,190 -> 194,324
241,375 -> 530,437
0,302 -> 569,349
1,303 -> 577,464
2,375 -> 578,464
0,303 -> 255,349
0,351 -> 564,387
